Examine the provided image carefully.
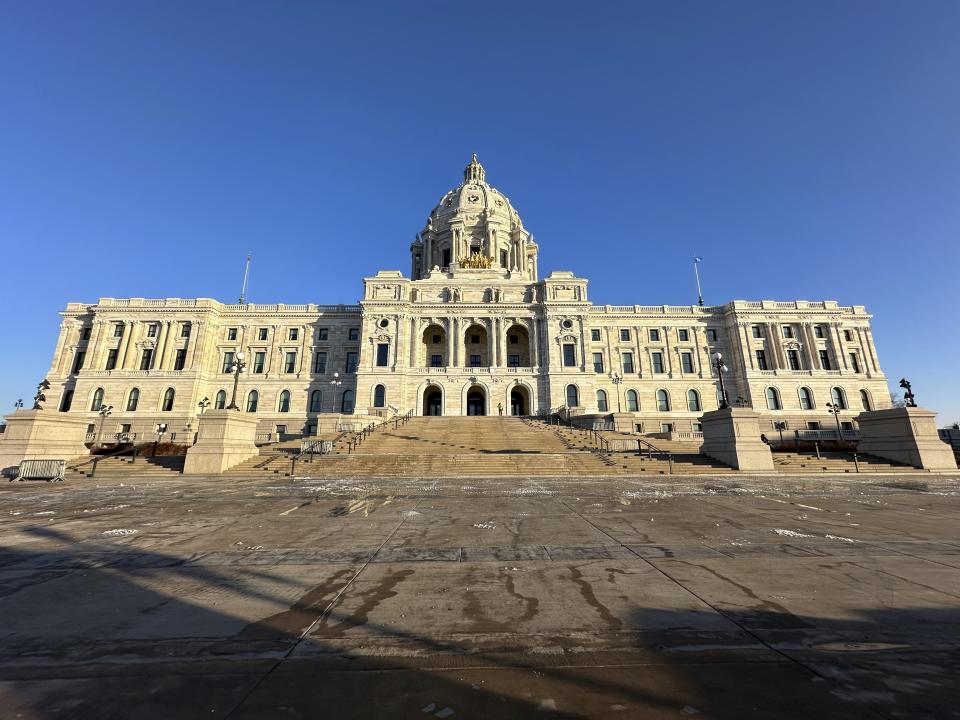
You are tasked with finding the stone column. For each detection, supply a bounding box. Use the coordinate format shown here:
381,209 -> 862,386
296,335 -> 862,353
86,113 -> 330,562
117,321 -> 134,369
741,324 -> 755,370
409,317 -> 417,367
446,318 -> 455,367
801,323 -> 818,370
494,317 -> 502,366
829,323 -> 847,370
154,321 -> 170,370
530,318 -> 540,368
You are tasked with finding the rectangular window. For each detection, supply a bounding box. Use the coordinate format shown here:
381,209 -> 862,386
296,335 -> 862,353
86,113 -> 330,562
782,325 -> 794,339
258,328 -> 268,341
591,329 -> 601,342
692,422 -> 703,433
253,352 -> 265,373
318,328 -> 328,341
849,353 -> 861,373
752,325 -> 763,338
592,352 -> 604,373
814,325 -> 824,339
227,328 -> 237,341
105,349 -> 118,370
348,328 -> 359,341
681,352 -> 694,373
844,330 -> 853,341
619,329 -> 630,342
841,421 -> 854,431
181,324 -> 191,338
114,324 -> 124,337
787,349 -> 801,370
755,350 -> 768,370
376,343 -> 389,367
139,349 -> 153,370
345,351 -> 358,373
81,327 -> 91,341
819,350 -> 831,370
562,344 -> 576,367
622,352 -> 634,374
222,352 -> 235,373
651,352 -> 665,374
500,250 -> 508,268
313,351 -> 327,373
508,354 -> 520,367
660,423 -> 674,433
431,354 -> 442,367
706,328 -> 718,342
807,421 -> 822,430
72,351 -> 85,374
147,324 -> 158,338
470,354 -> 481,367
173,349 -> 186,370
431,334 -> 442,344
284,351 -> 297,373
678,329 -> 689,342
649,329 -> 660,342
289,328 -> 299,341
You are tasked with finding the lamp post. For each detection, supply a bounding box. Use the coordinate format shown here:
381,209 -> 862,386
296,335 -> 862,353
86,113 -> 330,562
96,404 -> 114,447
711,352 -> 729,409
197,397 -> 211,415
825,402 -> 843,438
154,423 -> 168,457
14,399 -> 23,410
330,372 -> 343,431
611,372 -> 622,412
773,420 -> 787,448
225,352 -> 247,410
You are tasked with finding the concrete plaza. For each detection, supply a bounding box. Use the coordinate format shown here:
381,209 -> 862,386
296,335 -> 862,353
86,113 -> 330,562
2,471 -> 959,719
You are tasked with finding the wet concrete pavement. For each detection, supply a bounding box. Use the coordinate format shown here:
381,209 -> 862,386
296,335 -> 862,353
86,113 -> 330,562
1,472 -> 959,719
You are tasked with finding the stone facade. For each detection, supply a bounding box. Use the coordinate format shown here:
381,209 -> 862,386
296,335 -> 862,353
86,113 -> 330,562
41,156 -> 891,440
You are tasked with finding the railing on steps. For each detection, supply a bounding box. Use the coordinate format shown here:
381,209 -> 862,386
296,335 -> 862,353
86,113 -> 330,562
69,445 -> 139,478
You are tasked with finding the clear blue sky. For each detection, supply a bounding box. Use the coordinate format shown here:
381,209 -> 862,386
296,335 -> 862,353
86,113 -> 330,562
1,2 -> 958,423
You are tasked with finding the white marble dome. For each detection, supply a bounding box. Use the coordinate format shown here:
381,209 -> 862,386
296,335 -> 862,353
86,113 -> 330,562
424,154 -> 525,234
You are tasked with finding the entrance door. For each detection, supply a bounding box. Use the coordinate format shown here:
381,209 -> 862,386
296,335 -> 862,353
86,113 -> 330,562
510,389 -> 526,416
466,389 -> 486,416
424,389 -> 442,416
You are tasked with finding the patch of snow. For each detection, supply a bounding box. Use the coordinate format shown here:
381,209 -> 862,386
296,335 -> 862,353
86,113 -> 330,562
473,522 -> 496,529
772,529 -> 815,538
101,529 -> 137,537
537,699 -> 557,712
795,504 -> 824,511
825,534 -> 858,543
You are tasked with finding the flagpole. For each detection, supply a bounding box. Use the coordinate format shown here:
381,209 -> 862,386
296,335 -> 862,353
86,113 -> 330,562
693,257 -> 704,307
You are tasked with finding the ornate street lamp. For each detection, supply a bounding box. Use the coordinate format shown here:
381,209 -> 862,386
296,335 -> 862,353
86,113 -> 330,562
225,352 -> 247,410
825,402 -> 843,438
198,397 -> 211,415
711,352 -> 729,409
14,399 -> 23,409
611,372 -> 623,412
97,404 -> 114,446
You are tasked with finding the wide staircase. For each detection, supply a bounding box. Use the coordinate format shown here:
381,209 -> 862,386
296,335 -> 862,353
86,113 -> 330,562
228,417 -> 734,478
771,450 -> 914,474
66,454 -> 185,479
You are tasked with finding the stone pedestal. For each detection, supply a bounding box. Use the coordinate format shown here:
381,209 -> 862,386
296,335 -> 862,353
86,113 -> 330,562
0,410 -> 91,471
856,407 -> 958,471
699,408 -> 775,471
183,410 -> 260,475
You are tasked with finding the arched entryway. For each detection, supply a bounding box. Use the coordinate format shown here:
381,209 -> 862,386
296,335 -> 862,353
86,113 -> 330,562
466,386 -> 486,416
504,324 -> 531,367
423,386 -> 443,416
463,324 -> 490,368
421,324 -> 447,368
510,386 -> 530,416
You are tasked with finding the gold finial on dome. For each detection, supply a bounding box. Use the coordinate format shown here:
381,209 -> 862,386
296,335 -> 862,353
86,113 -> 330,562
464,153 -> 485,184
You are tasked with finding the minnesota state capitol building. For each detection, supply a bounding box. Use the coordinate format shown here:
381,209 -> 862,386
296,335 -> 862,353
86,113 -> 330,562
45,155 -> 890,441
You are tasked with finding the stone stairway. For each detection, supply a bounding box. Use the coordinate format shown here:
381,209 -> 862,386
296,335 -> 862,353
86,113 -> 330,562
66,454 -> 185,479
228,417 -> 734,478
771,450 -> 913,474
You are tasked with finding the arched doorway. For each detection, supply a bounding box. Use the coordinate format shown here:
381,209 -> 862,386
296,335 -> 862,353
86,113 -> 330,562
510,387 -> 530,416
466,387 -> 486,416
423,387 -> 443,416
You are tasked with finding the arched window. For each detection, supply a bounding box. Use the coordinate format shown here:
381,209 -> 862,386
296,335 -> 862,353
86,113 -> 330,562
246,390 -> 259,413
860,389 -> 872,411
799,387 -> 814,410
596,389 -> 608,412
656,389 -> 670,412
126,388 -> 140,412
309,390 -> 322,413
765,387 -> 781,410
686,389 -> 701,412
341,390 -> 355,413
90,387 -> 105,411
831,387 -> 847,410
626,389 -> 639,412
373,384 -> 386,408
161,388 -> 175,412
278,390 -> 290,413
566,384 -> 579,408
214,390 -> 226,409
59,390 -> 73,412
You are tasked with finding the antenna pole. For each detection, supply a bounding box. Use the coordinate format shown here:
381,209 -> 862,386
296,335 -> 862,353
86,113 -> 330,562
693,257 -> 704,307
238,254 -> 251,304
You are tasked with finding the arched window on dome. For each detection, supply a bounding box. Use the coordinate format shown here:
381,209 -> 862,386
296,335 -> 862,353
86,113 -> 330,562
596,389 -> 608,413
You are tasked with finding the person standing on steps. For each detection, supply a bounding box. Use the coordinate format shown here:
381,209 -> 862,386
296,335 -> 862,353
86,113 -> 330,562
497,402 -> 503,416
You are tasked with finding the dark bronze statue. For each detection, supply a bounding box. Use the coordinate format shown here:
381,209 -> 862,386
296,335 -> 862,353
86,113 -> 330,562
899,378 -> 917,408
32,379 -> 51,410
